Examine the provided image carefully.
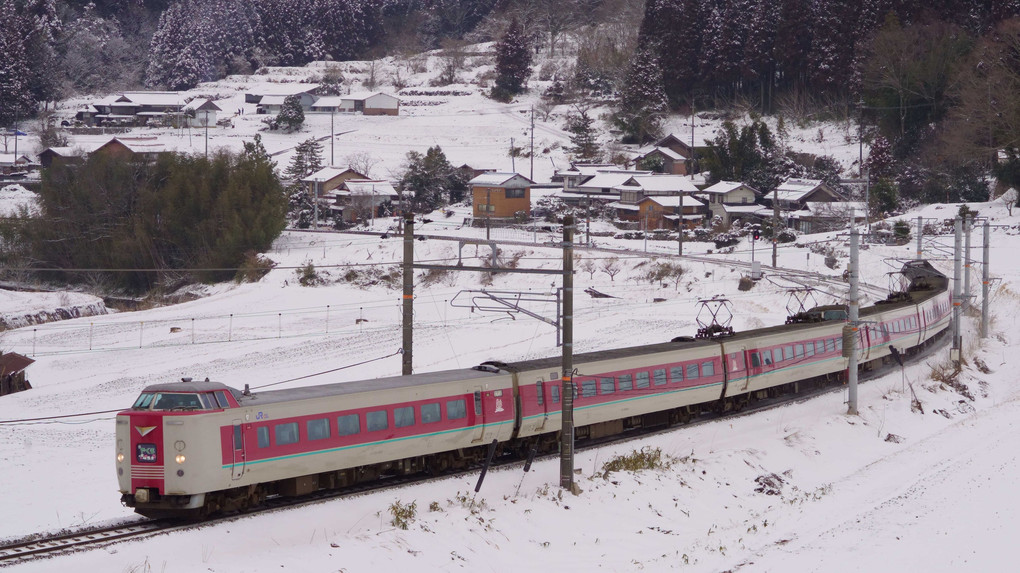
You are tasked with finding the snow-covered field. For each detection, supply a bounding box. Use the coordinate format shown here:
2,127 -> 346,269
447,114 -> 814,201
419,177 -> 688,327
0,197 -> 1018,572
2,46 -> 1016,572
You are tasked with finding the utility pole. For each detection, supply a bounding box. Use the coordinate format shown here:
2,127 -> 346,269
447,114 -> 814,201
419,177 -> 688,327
485,188 -> 491,241
204,111 -> 209,159
330,110 -> 335,165
313,179 -> 319,230
530,106 -> 535,180
846,224 -> 860,415
952,216 -> 962,366
559,215 -> 576,492
981,219 -> 990,339
510,137 -> 516,172
772,186 -> 779,267
402,213 -> 414,375
916,215 -> 923,260
964,215 -> 972,310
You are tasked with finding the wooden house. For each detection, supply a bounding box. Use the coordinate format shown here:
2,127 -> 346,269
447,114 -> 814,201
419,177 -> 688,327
470,172 -> 534,220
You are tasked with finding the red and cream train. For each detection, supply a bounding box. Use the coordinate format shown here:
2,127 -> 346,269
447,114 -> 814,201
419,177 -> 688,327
116,261 -> 950,517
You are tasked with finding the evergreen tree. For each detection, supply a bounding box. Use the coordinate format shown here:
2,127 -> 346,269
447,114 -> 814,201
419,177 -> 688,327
0,4 -> 34,124
146,1 -> 210,89
565,107 -> 601,162
492,17 -> 532,101
775,0 -> 813,91
613,41 -> 669,144
647,0 -> 703,106
276,95 -> 305,132
398,146 -> 467,212
807,0 -> 860,95
284,138 -> 324,181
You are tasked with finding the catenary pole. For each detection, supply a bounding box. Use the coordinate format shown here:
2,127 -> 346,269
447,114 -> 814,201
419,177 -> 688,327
402,213 -> 414,375
847,224 -> 859,415
559,215 -> 575,492
964,215 -> 972,310
981,219 -> 990,339
952,216 -> 962,366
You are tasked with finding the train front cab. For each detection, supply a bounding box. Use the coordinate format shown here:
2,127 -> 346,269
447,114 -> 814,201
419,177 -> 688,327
116,381 -> 240,517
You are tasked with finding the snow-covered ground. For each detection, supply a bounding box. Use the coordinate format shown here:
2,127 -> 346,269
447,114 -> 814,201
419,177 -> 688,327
0,197 -> 1017,572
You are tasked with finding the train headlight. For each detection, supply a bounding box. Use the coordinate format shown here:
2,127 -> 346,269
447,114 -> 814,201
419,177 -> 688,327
117,453 -> 125,463
175,454 -> 186,464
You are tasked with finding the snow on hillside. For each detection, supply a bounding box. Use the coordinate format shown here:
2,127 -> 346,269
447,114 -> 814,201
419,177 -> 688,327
0,197 -> 1018,572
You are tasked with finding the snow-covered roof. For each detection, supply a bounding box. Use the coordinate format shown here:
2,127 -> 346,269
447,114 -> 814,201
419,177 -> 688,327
259,95 -> 289,106
701,180 -> 756,195
311,96 -> 344,107
183,98 -> 222,112
578,172 -> 643,191
0,154 -> 30,165
721,204 -> 765,214
249,84 -> 320,96
121,92 -> 185,107
643,195 -> 705,208
339,179 -> 398,197
798,201 -> 866,216
606,201 -> 640,211
302,166 -> 364,183
617,175 -> 699,193
639,146 -> 686,160
774,178 -> 826,202
469,172 -> 533,186
343,91 -> 399,102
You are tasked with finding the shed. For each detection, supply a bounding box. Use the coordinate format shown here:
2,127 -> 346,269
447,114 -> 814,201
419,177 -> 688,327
0,352 -> 34,396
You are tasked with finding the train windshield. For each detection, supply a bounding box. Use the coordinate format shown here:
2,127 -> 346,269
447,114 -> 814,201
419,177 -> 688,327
132,392 -> 217,411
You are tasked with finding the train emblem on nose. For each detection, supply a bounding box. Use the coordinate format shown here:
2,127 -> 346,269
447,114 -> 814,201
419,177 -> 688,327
135,426 -> 156,437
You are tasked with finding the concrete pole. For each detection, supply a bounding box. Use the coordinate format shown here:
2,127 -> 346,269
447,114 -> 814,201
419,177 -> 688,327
402,213 -> 414,375
952,216 -> 962,365
847,224 -> 859,416
772,187 -> 779,267
964,216 -> 972,310
916,215 -> 923,260
559,215 -> 575,492
981,220 -> 990,339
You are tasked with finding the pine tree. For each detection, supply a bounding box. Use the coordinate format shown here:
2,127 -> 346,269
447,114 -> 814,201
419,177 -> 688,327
613,41 -> 669,144
146,1 -> 210,89
492,17 -> 532,101
398,146 -> 466,212
0,4 -> 34,124
808,0 -> 861,95
648,0 -> 703,106
276,95 -> 305,132
566,107 -> 601,162
284,138 -> 323,181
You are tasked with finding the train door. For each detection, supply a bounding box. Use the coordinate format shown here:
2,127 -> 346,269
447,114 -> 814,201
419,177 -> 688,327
471,388 -> 485,443
534,379 -> 548,431
745,348 -> 762,390
231,420 -> 245,480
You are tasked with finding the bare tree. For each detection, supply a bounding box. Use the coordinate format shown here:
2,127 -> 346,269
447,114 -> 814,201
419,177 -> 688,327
343,151 -> 380,179
1002,187 -> 1018,216
600,256 -> 621,281
580,258 -> 597,279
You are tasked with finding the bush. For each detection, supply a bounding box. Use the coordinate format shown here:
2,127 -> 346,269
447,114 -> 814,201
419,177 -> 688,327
738,276 -> 755,291
598,447 -> 672,478
389,500 -> 417,530
234,251 -> 275,283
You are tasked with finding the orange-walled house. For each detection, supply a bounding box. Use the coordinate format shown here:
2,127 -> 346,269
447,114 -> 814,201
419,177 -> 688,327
470,172 -> 534,220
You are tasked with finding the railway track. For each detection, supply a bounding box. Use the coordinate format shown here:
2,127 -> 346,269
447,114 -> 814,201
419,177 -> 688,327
0,520 -> 168,565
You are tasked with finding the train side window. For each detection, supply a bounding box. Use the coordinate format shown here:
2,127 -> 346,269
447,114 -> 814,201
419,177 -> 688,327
394,406 -> 415,428
795,344 -> 804,358
214,391 -> 230,408
536,381 -> 544,406
701,361 -> 714,377
447,399 -> 467,420
198,393 -> 216,410
600,377 -> 616,394
551,385 -> 560,403
474,391 -> 482,415
274,422 -> 299,446
653,369 -> 667,386
762,349 -> 773,365
581,380 -> 597,398
835,337 -> 843,352
670,366 -> 684,382
257,426 -> 270,448
337,414 -> 360,436
618,374 -> 633,391
366,410 -> 388,432
784,346 -> 794,361
751,352 -> 761,368
826,339 -> 836,352
686,363 -> 699,380
815,341 -> 824,354
636,371 -> 650,389
805,342 -> 815,357
421,403 -> 441,424
307,418 -> 330,441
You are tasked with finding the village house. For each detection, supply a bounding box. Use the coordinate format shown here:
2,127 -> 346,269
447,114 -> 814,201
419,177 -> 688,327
309,92 -> 400,116
633,146 -> 690,175
92,137 -> 168,162
608,174 -> 703,229
697,181 -> 761,226
768,178 -> 842,211
331,179 -> 398,223
37,147 -> 81,169
470,172 -> 534,220
182,98 -> 222,127
250,85 -> 320,113
300,166 -> 369,200
0,153 -> 31,175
